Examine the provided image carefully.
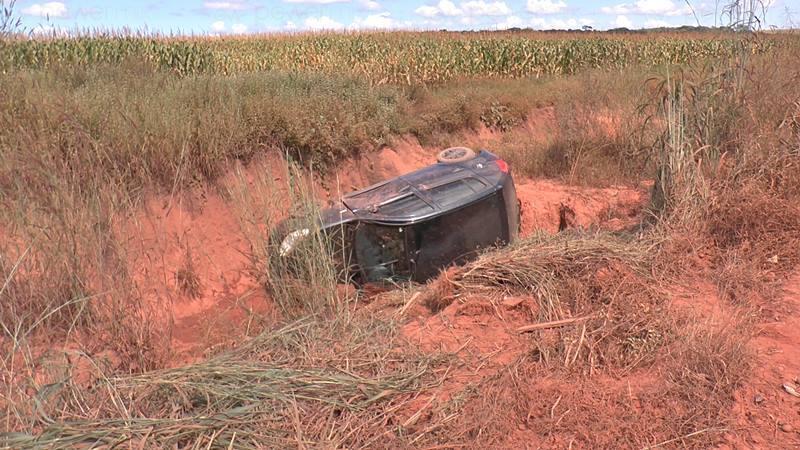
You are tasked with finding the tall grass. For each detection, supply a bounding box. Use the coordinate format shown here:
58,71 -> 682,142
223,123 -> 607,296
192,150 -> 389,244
1,32 -> 783,83
226,158 -> 346,316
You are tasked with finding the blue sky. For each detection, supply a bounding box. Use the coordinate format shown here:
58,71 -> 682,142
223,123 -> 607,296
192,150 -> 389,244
16,0 -> 799,35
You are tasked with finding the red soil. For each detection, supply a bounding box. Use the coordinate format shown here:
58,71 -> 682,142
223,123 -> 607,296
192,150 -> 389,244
401,295 -> 534,404
123,192 -> 277,363
122,137 -> 647,364
724,272 -> 800,447
517,179 -> 646,235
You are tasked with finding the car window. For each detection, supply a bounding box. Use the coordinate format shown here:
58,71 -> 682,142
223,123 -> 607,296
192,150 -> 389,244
378,194 -> 434,217
428,178 -> 486,208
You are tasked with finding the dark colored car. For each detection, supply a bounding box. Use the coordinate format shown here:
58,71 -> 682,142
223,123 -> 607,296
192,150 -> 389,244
274,147 -> 520,283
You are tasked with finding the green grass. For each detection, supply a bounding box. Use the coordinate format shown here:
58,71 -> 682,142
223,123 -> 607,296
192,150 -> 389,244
0,31 -> 783,83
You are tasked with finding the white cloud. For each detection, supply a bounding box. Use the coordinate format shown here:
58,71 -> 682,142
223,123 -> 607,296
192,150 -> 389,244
204,1 -> 250,10
601,4 -> 629,14
601,0 -> 690,17
644,18 -> 670,27
526,0 -> 567,14
494,15 -> 525,28
22,2 -> 67,17
635,0 -> 684,14
531,16 -> 593,29
284,0 -> 349,3
461,1 -> 511,16
360,0 -> 381,10
284,20 -> 297,30
209,20 -> 247,34
439,0 -> 463,15
304,16 -> 345,30
282,0 -> 380,6
414,0 -> 461,17
614,15 -> 633,27
415,0 -> 511,17
351,12 -> 396,28
415,5 -> 441,17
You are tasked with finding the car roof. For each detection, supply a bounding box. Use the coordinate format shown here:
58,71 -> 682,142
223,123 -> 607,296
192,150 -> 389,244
341,150 -> 505,224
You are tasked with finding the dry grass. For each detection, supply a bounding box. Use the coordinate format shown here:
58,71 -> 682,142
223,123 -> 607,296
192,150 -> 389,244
0,319 -> 444,449
2,17 -> 800,450
420,311 -> 752,449
417,231 -> 670,373
226,157 -> 346,316
709,181 -> 800,307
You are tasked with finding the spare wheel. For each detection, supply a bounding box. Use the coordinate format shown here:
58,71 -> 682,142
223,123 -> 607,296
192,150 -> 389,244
436,146 -> 476,164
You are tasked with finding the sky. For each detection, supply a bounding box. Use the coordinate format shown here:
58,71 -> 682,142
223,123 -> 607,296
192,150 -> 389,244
14,0 -> 800,35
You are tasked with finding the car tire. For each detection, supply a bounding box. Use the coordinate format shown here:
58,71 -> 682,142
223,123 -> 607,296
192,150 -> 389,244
437,146 -> 477,164
269,217 -> 306,252
268,217 -> 313,270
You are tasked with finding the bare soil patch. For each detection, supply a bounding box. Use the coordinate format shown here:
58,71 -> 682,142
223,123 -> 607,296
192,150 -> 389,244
724,271 -> 800,447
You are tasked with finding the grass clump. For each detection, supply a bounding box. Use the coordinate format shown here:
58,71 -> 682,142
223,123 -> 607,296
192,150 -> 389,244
226,158 -> 346,316
418,231 -> 668,372
0,64 -> 403,187
1,319 -> 440,449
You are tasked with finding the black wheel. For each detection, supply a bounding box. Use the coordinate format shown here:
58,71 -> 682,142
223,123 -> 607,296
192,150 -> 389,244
437,146 -> 476,164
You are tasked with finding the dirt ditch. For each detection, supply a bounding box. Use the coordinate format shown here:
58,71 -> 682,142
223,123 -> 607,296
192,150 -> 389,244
124,140 -> 649,363
6,138 -> 800,448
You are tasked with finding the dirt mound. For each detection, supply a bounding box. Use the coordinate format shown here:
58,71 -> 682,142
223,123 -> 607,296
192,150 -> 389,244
393,234 -> 752,449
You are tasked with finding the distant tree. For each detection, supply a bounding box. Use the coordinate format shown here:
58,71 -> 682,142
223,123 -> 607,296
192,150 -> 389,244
581,25 -> 594,31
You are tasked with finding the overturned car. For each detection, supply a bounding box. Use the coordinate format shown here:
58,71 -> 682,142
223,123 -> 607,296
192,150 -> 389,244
273,147 -> 520,283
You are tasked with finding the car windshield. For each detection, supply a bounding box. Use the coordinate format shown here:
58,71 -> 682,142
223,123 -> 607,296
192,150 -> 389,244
354,224 -> 410,282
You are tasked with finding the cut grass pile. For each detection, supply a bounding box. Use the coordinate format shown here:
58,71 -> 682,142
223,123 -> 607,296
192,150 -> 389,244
419,230 -> 670,373
1,318 -> 444,449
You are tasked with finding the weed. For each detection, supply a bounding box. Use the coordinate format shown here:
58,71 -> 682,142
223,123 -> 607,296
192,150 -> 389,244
175,244 -> 202,299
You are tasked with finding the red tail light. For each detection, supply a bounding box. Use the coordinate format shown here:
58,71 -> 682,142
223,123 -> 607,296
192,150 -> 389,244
495,159 -> 509,173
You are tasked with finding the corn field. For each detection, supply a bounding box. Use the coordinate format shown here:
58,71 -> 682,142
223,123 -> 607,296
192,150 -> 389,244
0,31 -> 784,84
